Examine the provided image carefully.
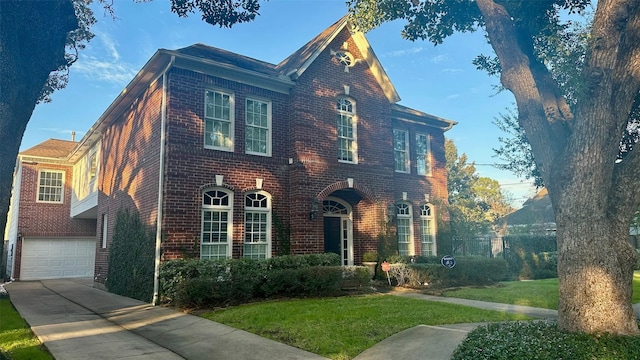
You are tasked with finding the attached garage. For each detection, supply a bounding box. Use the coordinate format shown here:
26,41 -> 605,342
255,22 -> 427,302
20,237 -> 96,280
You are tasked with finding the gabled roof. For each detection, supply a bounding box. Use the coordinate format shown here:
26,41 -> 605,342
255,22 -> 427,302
276,15 -> 401,103
175,43 -> 280,77
20,139 -> 77,160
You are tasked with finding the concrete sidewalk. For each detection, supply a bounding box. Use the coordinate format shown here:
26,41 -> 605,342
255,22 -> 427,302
5,279 -> 327,360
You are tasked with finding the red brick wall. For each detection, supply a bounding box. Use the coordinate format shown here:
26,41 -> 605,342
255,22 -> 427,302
160,68 -> 291,259
94,80 -> 164,283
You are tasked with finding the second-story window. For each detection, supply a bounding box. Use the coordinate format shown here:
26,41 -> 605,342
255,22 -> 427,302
37,170 -> 64,203
394,129 -> 409,173
205,89 -> 234,151
416,134 -> 431,176
337,97 -> 357,163
245,98 -> 271,156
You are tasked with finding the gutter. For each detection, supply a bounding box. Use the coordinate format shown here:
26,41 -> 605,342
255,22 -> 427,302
152,55 -> 175,306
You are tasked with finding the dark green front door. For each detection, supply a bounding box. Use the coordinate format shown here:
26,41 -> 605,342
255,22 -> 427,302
324,217 -> 341,255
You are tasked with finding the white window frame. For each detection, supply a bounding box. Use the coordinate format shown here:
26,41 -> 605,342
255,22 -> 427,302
393,129 -> 410,173
101,213 -> 108,249
201,189 -> 233,260
37,170 -> 64,203
420,204 -> 436,256
245,97 -> 272,156
396,202 -> 414,256
204,89 -> 235,151
243,191 -> 272,259
416,133 -> 432,176
337,97 -> 357,164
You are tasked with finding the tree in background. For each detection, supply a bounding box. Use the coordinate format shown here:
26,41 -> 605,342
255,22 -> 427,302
445,139 -> 513,242
0,0 -> 263,267
349,0 -> 640,335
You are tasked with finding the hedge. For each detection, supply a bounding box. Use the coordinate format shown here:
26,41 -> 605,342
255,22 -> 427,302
159,253 -> 370,307
503,235 -> 558,279
384,255 -> 508,288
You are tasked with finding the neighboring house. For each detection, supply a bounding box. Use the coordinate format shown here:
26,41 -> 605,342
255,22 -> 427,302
3,16 -> 455,283
503,188 -> 556,235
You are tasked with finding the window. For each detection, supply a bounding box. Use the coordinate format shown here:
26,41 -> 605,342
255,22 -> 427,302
337,97 -> 357,163
394,129 -> 409,173
101,214 -> 108,249
204,90 -> 234,151
201,189 -> 233,260
37,170 -> 64,203
396,203 -> 414,256
416,134 -> 431,176
420,204 -> 436,256
244,192 -> 271,259
245,98 -> 271,156
89,153 -> 98,180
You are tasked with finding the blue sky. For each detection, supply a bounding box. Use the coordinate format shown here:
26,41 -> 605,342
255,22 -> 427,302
22,0 -> 537,206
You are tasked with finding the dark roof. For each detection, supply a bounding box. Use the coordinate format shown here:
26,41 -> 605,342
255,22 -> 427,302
174,43 -> 279,76
20,139 -> 77,159
504,188 -> 555,225
275,15 -> 349,76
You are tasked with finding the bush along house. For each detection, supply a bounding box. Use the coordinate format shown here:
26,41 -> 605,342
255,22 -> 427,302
3,16 -> 455,284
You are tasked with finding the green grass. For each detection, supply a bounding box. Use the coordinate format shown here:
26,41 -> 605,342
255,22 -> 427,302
442,271 -> 640,309
203,294 -> 531,359
0,299 -> 52,360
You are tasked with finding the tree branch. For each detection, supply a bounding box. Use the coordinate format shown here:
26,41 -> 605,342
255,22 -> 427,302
476,0 -> 564,187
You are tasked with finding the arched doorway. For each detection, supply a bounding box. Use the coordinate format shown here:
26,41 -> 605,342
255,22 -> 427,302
322,197 -> 353,265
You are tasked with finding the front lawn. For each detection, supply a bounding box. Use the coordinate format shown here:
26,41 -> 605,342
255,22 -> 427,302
0,298 -> 52,360
202,294 -> 530,359
442,271 -> 640,309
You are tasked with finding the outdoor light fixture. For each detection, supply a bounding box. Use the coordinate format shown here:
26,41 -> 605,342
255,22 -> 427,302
310,198 -> 319,220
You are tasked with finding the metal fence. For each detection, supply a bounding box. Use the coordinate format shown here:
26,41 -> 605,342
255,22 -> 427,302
451,237 -> 504,258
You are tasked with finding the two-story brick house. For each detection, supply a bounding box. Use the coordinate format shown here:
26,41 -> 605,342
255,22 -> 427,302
3,16 -> 455,282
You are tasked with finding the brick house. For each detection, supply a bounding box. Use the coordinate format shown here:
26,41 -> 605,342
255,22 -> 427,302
3,16 -> 455,282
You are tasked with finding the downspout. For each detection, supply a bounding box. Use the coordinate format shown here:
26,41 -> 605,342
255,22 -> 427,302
152,55 -> 174,306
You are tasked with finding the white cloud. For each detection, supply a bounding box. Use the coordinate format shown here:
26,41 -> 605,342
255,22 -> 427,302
72,31 -> 139,85
446,94 -> 460,100
442,68 -> 464,73
430,54 -> 448,63
384,47 -> 424,57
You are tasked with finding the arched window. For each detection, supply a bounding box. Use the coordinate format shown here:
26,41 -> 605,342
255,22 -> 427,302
396,203 -> 414,256
201,188 -> 233,259
337,97 -> 357,163
244,191 -> 271,259
420,204 -> 436,256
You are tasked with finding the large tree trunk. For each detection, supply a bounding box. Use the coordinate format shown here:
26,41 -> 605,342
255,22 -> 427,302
477,0 -> 640,335
555,190 -> 639,334
0,1 -> 77,240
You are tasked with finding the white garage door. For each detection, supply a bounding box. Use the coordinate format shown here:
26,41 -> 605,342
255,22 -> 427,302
20,238 -> 96,280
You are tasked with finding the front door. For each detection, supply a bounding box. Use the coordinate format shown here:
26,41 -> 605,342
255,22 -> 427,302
324,217 -> 341,255
322,197 -> 353,265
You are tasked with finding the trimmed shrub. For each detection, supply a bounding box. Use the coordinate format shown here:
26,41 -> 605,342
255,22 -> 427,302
160,254 -> 358,307
106,208 -> 155,302
453,320 -> 640,360
386,256 -> 508,288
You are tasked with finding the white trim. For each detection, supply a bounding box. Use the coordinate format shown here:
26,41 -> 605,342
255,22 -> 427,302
323,197 -> 354,266
204,88 -> 235,152
36,169 -> 65,204
396,202 -> 415,256
243,191 -> 272,259
244,97 -> 272,157
201,188 -> 234,260
393,129 -> 410,173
